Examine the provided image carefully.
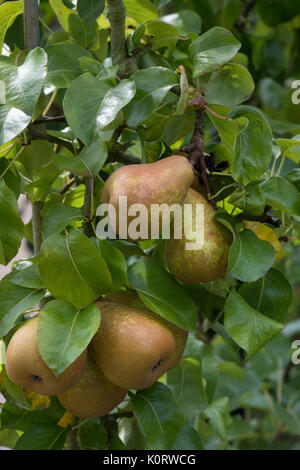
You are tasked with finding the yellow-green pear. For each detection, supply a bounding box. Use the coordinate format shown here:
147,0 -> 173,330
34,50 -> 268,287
100,291 -> 188,369
165,188 -> 232,283
5,317 -> 87,396
101,155 -> 194,239
58,357 -> 127,418
90,300 -> 187,390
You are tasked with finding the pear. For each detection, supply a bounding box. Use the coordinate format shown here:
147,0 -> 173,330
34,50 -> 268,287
100,291 -> 188,369
101,155 -> 194,239
58,357 -> 127,418
165,188 -> 232,284
5,317 -> 87,396
90,300 -> 187,390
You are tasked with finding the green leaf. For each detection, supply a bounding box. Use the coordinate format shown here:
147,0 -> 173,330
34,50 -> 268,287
132,382 -> 185,450
189,26 -> 241,78
0,0 -> 23,52
53,137 -> 108,176
14,424 -> 68,450
68,14 -> 99,49
63,73 -> 115,145
286,168 -> 300,191
9,264 -> 43,290
172,423 -> 203,450
256,0 -> 300,27
123,0 -> 158,23
229,183 -> 266,216
229,106 -> 273,185
92,79 -> 136,131
45,43 -> 92,88
94,239 -> 128,292
166,356 -> 207,420
259,177 -> 300,218
145,20 -> 178,50
49,0 -> 72,31
77,420 -> 108,449
125,67 -> 178,127
77,0 -> 105,24
202,397 -> 231,440
127,258 -> 197,330
0,273 -> 43,339
206,105 -> 248,147
0,48 -> 47,144
38,228 -> 112,309
205,63 -> 254,107
228,229 -> 275,283
42,205 -> 83,240
162,9 -> 202,36
224,289 -> 283,358
38,300 -> 100,376
0,180 -> 24,265
275,137 -> 300,163
174,66 -> 189,116
239,269 -> 293,323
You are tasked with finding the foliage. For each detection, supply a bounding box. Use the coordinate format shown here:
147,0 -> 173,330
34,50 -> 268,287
0,0 -> 300,451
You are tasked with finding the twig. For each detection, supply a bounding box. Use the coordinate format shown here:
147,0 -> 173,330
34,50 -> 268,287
83,176 -> 94,237
0,146 -> 25,181
59,177 -> 75,195
234,0 -> 256,31
42,88 -> 58,117
33,116 -> 67,124
107,0 -> 126,64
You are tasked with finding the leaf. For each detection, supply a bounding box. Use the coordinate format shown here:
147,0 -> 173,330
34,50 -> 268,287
243,221 -> 282,261
162,9 -> 202,36
38,300 -> 100,376
256,0 -> 300,27
94,238 -> 128,292
206,105 -> 248,147
229,106 -> 273,185
166,356 -> 207,420
14,423 -> 68,450
172,423 -> 203,450
68,14 -> 99,49
127,258 -> 197,330
259,177 -> 300,218
49,0 -> 72,31
63,73 -> 114,145
174,66 -> 189,116
38,228 -> 112,309
189,26 -> 241,78
239,268 -> 293,323
123,0 -> 158,23
77,420 -> 108,449
227,229 -> 275,283
125,67 -> 178,127
145,20 -> 178,50
224,289 -> 283,358
0,180 -> 24,264
45,43 -> 92,88
202,397 -> 231,440
132,382 -> 185,450
229,183 -> 266,216
93,79 -> 136,131
0,48 -> 47,145
9,264 -> 43,290
77,0 -> 105,25
42,205 -> 83,240
275,137 -> 300,163
53,137 -> 108,176
0,274 -> 43,339
205,63 -> 254,107
0,0 -> 23,52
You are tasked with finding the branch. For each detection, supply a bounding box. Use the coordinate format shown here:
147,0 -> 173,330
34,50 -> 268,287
23,0 -> 43,253
107,0 -> 137,77
27,127 -> 75,154
234,0 -> 256,31
82,176 -> 94,237
108,150 -> 140,165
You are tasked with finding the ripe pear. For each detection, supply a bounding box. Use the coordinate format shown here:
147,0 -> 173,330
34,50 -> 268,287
5,317 -> 87,396
101,155 -> 194,239
58,357 -> 127,418
90,300 -> 187,390
100,291 -> 188,369
165,188 -> 232,284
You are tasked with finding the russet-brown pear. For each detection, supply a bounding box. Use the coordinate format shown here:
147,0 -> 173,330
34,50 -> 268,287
165,188 -> 232,284
58,357 -> 127,418
5,317 -> 87,396
89,299 -> 187,390
101,155 -> 194,239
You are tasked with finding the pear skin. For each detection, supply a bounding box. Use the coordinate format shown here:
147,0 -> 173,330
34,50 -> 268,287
101,155 -> 194,239
5,317 -> 87,396
90,301 -> 179,390
165,188 -> 232,284
58,357 -> 127,418
100,291 -> 188,369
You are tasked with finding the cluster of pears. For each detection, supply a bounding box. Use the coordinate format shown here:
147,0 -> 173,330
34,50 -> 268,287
102,155 -> 232,283
5,291 -> 188,418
